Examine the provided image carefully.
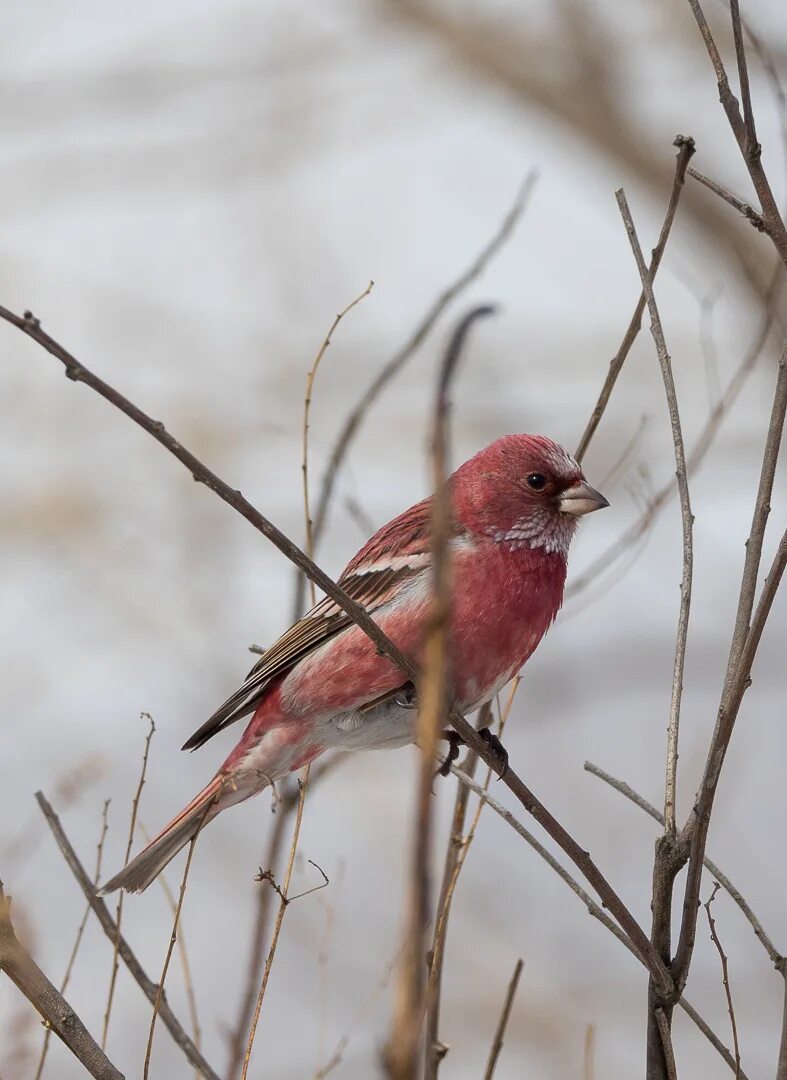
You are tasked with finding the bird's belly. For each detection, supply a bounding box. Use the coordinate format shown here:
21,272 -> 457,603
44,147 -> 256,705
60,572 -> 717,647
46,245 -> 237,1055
321,700 -> 415,752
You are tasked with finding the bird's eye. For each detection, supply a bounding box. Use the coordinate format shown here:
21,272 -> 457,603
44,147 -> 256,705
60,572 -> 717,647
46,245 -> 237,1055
526,473 -> 547,491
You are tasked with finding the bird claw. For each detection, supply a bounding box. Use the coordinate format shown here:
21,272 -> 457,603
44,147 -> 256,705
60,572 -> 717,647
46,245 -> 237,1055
395,683 -> 418,709
478,727 -> 508,779
432,730 -> 465,788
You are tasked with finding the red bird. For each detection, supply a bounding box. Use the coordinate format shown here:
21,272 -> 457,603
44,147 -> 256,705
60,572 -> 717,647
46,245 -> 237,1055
101,434 -> 607,893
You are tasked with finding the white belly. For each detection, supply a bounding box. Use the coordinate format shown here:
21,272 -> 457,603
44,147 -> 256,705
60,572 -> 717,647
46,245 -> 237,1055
322,700 -> 416,752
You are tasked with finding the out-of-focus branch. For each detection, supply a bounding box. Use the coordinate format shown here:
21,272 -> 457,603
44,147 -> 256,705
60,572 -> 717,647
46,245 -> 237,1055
0,879 -> 123,1080
0,300 -> 669,997
483,958 -> 523,1080
35,792 -> 221,1080
576,136 -> 696,462
386,305 -> 492,1078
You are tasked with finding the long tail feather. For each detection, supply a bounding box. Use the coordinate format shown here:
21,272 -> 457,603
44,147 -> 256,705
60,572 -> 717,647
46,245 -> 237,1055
99,776 -> 224,895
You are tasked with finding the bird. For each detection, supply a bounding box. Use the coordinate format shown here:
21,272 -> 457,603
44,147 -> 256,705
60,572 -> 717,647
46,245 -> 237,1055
100,434 -> 608,894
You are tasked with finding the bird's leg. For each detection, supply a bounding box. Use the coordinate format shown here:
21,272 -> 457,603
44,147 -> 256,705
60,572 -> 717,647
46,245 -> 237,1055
436,729 -> 465,778
477,727 -> 508,778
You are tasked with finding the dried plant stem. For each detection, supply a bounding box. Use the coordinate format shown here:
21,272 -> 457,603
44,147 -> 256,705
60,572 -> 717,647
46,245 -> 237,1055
103,714 -> 155,1048
655,1009 -> 678,1080
387,305 -> 493,1078
704,884 -> 742,1078
34,800 -> 111,1080
483,958 -> 524,1080
300,280 -> 374,608
688,166 -> 767,233
0,879 -> 123,1080
241,773 -> 309,1080
35,792 -> 221,1080
1,300 -> 668,999
576,136 -> 696,462
615,187 -> 694,840
143,804 -> 209,1080
584,1023 -> 596,1080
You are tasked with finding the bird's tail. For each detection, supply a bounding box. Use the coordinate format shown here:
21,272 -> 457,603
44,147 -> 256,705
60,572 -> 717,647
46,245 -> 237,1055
99,775 -> 226,895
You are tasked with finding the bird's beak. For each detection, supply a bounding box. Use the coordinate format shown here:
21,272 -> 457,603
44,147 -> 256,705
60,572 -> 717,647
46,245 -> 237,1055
558,480 -> 609,516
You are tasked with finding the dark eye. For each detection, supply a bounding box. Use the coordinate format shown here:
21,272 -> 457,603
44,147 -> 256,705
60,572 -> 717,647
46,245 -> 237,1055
526,473 -> 546,491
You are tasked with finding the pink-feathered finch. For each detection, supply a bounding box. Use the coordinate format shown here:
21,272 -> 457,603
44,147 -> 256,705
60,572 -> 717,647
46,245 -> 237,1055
101,434 -> 607,893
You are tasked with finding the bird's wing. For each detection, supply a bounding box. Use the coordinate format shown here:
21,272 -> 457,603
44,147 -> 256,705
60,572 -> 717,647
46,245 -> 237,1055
182,497 -> 442,751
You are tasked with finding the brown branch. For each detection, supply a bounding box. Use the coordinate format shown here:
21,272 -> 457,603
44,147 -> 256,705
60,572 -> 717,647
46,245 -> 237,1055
300,281 -> 375,609
386,304 -> 493,1078
616,186 -> 694,1079
674,341 -> 787,990
35,799 -> 111,1080
778,977 -> 787,1080
103,714 -> 155,1048
34,792 -> 221,1080
704,884 -> 742,1078
483,958 -> 524,1080
687,166 -> 767,233
448,764 -> 746,1077
143,818 -> 206,1080
0,879 -> 123,1080
685,0 -> 787,265
575,136 -> 696,462
584,1023 -> 596,1080
0,301 -> 669,997
728,0 -> 757,157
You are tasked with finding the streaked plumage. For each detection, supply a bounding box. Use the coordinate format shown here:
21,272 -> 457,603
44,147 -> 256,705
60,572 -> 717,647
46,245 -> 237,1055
101,434 -> 607,894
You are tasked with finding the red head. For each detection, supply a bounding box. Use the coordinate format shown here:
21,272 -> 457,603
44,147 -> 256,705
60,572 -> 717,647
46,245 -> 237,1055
452,434 -> 608,558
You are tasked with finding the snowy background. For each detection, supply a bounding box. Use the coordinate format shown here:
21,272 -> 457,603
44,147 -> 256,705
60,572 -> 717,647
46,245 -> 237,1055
1,1 -> 785,1077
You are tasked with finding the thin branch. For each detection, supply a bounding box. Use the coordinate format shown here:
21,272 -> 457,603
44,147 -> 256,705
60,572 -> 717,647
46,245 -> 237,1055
728,0 -> 757,156
0,300 -> 669,996
483,958 -> 524,1080
447,764 -> 746,1077
778,977 -> 787,1080
35,799 -> 111,1080
655,1008 -> 678,1080
584,1023 -> 596,1080
34,792 -> 221,1080
387,304 -> 494,1078
704,884 -> 742,1078
300,281 -> 374,609
685,0 -> 787,265
674,343 -> 787,990
687,166 -> 767,233
143,817 -> 206,1080
103,714 -> 155,1049
575,135 -> 696,462
615,187 -> 694,840
0,879 -> 123,1080
241,775 -> 310,1080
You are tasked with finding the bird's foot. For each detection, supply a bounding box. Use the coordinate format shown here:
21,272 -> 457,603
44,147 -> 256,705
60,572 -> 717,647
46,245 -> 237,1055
478,727 -> 509,779
435,729 -> 465,779
394,682 -> 418,709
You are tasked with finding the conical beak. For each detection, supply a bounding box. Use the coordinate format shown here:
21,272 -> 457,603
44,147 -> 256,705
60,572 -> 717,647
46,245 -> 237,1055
558,480 -> 609,516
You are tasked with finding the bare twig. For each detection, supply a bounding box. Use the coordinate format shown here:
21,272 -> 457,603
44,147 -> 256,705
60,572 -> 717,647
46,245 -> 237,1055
35,792 -> 221,1080
655,1008 -> 678,1080
35,799 -> 111,1080
688,166 -> 767,233
704,884 -> 742,1078
685,0 -> 787,265
387,304 -> 494,1078
674,343 -> 787,990
241,775 -> 310,1080
615,187 -> 694,840
483,958 -> 524,1080
300,281 -> 374,609
778,978 -> 787,1080
103,714 -> 155,1049
584,1023 -> 596,1080
0,301 -> 669,996
0,879 -> 123,1080
143,817 -> 206,1080
728,0 -> 757,156
576,136 -> 696,462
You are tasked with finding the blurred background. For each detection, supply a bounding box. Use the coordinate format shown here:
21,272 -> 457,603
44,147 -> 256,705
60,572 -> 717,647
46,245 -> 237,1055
1,0 -> 785,1076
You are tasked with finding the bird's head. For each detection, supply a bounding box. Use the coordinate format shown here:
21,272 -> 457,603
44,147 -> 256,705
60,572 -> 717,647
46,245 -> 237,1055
452,434 -> 608,558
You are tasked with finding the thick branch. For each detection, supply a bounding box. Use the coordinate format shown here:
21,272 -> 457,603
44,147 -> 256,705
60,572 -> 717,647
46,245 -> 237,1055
0,880 -> 123,1080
